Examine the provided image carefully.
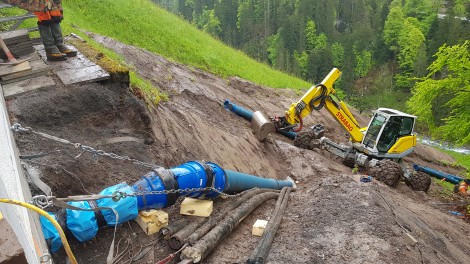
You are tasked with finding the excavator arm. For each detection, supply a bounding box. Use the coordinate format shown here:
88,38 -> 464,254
275,68 -> 364,143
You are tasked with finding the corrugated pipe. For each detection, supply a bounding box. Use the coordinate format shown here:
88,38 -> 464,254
40,161 -> 293,252
413,164 -> 463,184
223,100 -> 297,140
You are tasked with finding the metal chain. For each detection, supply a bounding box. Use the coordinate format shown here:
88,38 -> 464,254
30,186 -> 240,209
75,144 -> 162,169
10,123 -> 162,169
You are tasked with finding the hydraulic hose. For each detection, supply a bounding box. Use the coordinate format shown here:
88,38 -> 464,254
0,198 -> 77,264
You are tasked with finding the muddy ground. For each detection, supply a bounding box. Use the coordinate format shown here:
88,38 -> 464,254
6,34 -> 470,264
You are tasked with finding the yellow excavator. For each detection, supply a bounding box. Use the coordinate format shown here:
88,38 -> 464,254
251,68 -> 430,191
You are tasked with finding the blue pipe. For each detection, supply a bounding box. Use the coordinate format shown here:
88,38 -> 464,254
224,170 -> 293,193
413,164 -> 463,184
40,161 -> 293,252
224,100 -> 297,139
224,100 -> 253,121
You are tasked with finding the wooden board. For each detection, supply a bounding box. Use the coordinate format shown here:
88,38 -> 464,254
34,44 -> 110,85
0,56 -> 48,84
0,61 -> 31,77
55,65 -> 110,85
3,75 -> 55,99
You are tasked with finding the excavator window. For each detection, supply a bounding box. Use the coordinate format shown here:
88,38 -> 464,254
377,117 -> 401,152
363,114 -> 386,149
399,117 -> 414,135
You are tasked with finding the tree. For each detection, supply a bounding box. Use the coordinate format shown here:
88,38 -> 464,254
408,41 -> 470,145
383,4 -> 404,52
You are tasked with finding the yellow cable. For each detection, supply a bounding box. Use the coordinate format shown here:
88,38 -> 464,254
0,198 -> 78,264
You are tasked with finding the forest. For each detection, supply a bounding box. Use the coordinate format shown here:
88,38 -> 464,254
152,0 -> 470,146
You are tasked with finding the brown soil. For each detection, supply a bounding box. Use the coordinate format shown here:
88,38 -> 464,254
6,34 -> 470,264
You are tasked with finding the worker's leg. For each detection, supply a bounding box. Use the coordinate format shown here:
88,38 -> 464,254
50,23 -> 77,57
49,10 -> 77,57
34,11 -> 67,61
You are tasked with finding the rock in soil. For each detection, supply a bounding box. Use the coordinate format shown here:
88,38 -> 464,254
369,160 -> 403,187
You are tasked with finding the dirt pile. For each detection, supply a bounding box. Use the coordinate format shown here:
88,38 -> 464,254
6,35 -> 470,263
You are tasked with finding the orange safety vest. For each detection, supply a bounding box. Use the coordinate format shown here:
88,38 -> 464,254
458,181 -> 468,194
34,9 -> 62,22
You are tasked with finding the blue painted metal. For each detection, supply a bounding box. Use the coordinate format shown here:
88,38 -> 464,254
224,100 -> 298,139
277,129 -> 297,140
224,170 -> 293,193
224,100 -> 253,120
133,171 -> 168,209
41,161 -> 291,251
413,164 -> 463,184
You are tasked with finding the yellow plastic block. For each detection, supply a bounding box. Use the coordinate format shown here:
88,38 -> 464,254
252,219 -> 268,236
135,209 -> 168,235
180,197 -> 213,217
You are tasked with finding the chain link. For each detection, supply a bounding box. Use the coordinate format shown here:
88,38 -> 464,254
11,123 -> 162,169
129,186 -> 240,198
76,144 -> 162,169
14,123 -> 242,204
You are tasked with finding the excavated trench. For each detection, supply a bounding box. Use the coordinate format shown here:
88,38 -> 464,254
6,36 -> 470,263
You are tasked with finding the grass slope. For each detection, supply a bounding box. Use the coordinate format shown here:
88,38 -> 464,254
62,0 -> 310,89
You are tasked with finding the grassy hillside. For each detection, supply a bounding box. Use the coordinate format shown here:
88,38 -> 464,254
61,0 -> 310,89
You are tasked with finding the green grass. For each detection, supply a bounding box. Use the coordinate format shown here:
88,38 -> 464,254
442,150 -> 470,172
61,0 -> 310,89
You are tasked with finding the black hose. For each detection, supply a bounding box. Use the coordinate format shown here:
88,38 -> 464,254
309,84 -> 327,110
247,187 -> 292,264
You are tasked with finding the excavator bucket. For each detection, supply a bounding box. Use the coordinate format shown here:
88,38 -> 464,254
251,111 -> 275,141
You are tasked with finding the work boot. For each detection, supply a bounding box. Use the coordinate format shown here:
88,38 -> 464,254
50,22 -> 77,57
57,44 -> 77,57
45,46 -> 67,61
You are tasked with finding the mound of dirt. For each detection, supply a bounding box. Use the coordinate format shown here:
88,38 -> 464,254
6,35 -> 470,264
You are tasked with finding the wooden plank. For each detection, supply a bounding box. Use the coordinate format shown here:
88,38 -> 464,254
55,65 -> 110,85
3,75 -> 55,99
0,61 -> 31,77
0,30 -> 29,40
0,70 -> 48,85
36,48 -> 96,68
0,59 -> 48,83
3,37 -> 30,45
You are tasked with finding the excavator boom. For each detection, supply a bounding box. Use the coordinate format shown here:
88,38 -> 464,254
280,68 -> 363,142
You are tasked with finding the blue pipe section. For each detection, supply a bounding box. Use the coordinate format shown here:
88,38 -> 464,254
224,170 -> 293,194
413,164 -> 463,184
40,161 -> 292,252
224,100 -> 297,139
224,100 -> 253,121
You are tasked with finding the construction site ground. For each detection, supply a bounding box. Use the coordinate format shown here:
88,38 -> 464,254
4,34 -> 470,264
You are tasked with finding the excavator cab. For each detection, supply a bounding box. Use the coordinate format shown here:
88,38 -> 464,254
362,108 -> 416,158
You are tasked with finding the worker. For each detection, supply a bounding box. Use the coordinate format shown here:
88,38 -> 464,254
453,179 -> 470,195
33,0 -> 77,61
